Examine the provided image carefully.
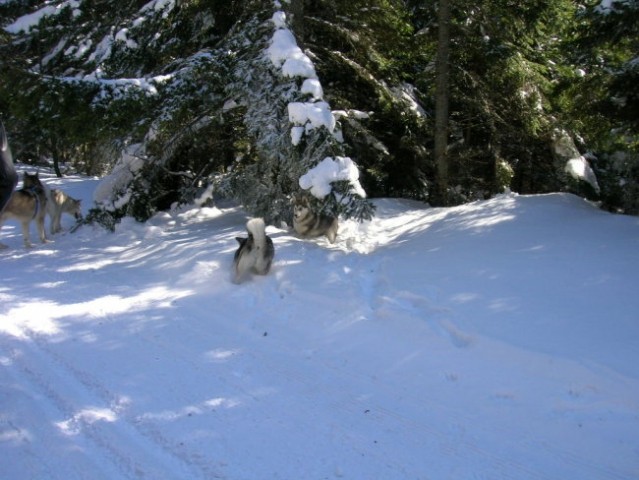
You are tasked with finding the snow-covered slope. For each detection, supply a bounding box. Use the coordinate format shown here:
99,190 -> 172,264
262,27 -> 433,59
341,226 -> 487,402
1,168 -> 638,479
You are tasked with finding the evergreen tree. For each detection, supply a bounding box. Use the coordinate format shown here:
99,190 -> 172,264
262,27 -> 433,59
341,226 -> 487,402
223,2 -> 375,224
413,0 -> 580,201
433,0 -> 451,206
2,0 -> 377,225
1,0 -> 637,220
296,0 -> 432,199
559,0 -> 639,213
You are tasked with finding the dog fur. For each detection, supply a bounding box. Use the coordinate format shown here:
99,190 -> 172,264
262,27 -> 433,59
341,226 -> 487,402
45,187 -> 82,234
292,195 -> 338,243
233,218 -> 275,283
0,172 -> 48,249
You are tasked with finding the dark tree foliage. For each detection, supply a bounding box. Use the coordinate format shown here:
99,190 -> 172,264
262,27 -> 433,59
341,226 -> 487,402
557,0 -> 639,213
0,0 -> 637,224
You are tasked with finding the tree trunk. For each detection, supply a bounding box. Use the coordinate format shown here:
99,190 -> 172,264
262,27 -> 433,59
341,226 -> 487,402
433,0 -> 451,206
289,0 -> 305,47
50,136 -> 63,178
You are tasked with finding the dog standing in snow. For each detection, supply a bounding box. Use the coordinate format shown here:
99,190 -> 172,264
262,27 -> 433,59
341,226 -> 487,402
292,194 -> 338,243
0,172 -> 48,249
44,186 -> 83,235
232,218 -> 275,283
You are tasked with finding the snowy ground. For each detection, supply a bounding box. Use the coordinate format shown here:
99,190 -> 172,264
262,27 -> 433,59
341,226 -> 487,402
1,167 -> 638,480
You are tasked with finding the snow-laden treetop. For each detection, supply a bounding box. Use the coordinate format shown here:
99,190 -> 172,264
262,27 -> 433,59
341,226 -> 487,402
266,4 -> 367,200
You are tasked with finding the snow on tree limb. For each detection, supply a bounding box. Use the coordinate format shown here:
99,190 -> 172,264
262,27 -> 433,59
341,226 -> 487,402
299,157 -> 367,199
266,3 -> 368,204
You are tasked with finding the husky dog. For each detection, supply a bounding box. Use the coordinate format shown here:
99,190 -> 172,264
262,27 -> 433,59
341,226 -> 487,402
232,218 -> 275,284
0,172 -> 48,248
292,195 -> 338,243
0,120 -> 18,214
45,187 -> 82,234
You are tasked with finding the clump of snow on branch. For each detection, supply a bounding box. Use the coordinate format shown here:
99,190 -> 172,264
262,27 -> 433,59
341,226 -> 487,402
265,4 -> 366,201
4,0 -> 174,35
301,79 -> 323,100
552,129 -> 601,193
140,0 -> 176,18
93,144 -> 145,210
565,157 -> 601,193
299,156 -> 367,199
288,102 -> 336,134
115,28 -> 139,49
4,0 -> 81,34
267,29 -> 317,79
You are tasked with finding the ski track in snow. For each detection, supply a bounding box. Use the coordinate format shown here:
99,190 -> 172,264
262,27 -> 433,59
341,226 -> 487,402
4,336 -> 216,479
1,169 -> 639,479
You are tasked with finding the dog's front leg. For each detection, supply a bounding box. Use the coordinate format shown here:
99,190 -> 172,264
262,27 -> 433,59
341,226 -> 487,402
36,217 -> 49,244
20,221 -> 33,248
52,211 -> 61,234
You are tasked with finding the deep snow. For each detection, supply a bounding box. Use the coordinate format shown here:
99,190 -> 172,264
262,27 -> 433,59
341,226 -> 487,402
1,167 -> 639,480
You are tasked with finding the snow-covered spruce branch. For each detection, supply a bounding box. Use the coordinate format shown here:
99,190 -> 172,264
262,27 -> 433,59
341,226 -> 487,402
263,4 -> 374,221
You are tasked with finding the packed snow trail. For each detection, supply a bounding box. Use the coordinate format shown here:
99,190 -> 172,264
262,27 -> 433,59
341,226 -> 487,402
1,169 -> 639,479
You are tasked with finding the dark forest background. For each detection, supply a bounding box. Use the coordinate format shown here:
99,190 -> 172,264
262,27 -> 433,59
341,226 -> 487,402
1,0 -> 637,225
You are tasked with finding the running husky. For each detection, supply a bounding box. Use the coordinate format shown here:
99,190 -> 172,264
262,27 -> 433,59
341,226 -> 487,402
0,172 -> 48,248
45,187 -> 82,234
232,218 -> 275,284
292,194 -> 339,243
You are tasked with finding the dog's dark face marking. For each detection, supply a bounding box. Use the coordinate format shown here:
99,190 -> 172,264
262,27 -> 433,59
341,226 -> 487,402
69,198 -> 83,220
293,195 -> 310,217
23,172 -> 43,191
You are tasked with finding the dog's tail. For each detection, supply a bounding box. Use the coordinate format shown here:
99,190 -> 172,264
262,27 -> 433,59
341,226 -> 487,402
246,217 -> 267,246
246,217 -> 274,276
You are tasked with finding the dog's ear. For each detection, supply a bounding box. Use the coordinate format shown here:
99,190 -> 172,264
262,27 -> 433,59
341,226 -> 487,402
235,237 -> 245,244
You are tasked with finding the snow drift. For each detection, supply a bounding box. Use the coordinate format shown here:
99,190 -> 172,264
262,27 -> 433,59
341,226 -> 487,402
1,167 -> 638,480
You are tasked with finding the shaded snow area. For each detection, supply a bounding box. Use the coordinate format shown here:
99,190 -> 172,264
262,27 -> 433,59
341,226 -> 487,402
1,168 -> 639,479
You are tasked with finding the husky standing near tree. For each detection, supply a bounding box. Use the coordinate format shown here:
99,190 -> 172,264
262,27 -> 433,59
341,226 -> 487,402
0,119 -> 18,214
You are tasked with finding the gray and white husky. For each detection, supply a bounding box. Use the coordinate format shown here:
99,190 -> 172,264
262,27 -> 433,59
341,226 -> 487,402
45,186 -> 82,234
0,172 -> 48,248
232,218 -> 275,283
292,195 -> 338,243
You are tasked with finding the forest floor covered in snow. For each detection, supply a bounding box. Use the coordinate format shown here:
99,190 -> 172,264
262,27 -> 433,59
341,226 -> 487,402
1,167 -> 638,479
